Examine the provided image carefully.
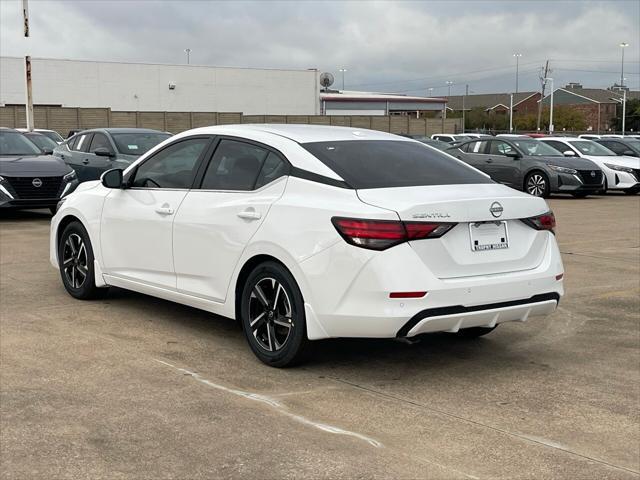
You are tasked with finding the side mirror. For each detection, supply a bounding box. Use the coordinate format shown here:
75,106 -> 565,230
622,150 -> 636,157
42,148 -> 54,155
563,150 -> 577,157
94,147 -> 115,157
101,168 -> 123,189
505,151 -> 520,159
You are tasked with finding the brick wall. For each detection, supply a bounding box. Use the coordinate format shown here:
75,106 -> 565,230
0,105 -> 462,136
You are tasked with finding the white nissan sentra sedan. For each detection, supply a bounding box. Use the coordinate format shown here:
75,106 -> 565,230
50,125 -> 564,367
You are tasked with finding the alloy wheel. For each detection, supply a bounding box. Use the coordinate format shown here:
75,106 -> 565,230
527,174 -> 546,197
62,233 -> 88,289
248,277 -> 294,352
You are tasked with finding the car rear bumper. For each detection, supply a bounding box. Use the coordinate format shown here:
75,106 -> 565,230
299,232 -> 564,339
397,293 -> 559,337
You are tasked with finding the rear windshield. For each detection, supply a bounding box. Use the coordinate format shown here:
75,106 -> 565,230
302,140 -> 492,189
112,132 -> 171,155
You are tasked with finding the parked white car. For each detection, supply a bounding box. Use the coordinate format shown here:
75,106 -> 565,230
540,137 -> 639,194
431,134 -> 472,143
50,125 -> 564,366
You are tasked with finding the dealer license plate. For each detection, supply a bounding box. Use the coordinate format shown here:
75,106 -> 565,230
469,221 -> 509,251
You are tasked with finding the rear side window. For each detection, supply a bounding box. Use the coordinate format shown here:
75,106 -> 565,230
255,152 -> 289,189
201,139 -> 269,190
302,140 -> 492,189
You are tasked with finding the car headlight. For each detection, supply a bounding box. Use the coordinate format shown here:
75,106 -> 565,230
63,170 -> 77,182
604,163 -> 634,173
548,165 -> 577,174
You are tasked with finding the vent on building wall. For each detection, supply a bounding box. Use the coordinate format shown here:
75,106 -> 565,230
168,82 -> 176,90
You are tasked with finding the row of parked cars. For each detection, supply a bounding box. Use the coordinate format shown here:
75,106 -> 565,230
0,126 -> 638,215
408,132 -> 640,197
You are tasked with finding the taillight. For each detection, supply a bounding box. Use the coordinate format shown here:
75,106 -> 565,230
521,211 -> 556,234
332,217 -> 456,250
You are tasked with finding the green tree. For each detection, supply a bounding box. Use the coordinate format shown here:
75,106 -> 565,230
613,98 -> 640,132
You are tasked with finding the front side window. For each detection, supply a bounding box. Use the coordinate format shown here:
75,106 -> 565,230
0,131 -> 42,155
89,133 -> 113,153
542,140 -> 571,154
303,140 -> 492,189
489,141 -> 515,156
131,138 -> 209,189
201,139 -> 270,190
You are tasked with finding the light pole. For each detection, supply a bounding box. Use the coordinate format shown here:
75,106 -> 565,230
545,77 -> 554,134
184,48 -> 191,64
427,87 -> 434,97
622,85 -> 627,135
513,53 -> 522,94
619,42 -> 628,87
444,81 -> 453,120
339,68 -> 347,91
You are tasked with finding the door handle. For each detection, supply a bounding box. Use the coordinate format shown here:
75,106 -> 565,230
237,210 -> 261,220
82,159 -> 90,165
155,205 -> 174,216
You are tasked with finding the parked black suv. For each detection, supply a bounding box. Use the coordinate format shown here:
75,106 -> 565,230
448,137 -> 604,198
0,128 -> 78,213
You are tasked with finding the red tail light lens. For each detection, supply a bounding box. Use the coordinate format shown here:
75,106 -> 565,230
332,217 -> 456,250
522,211 -> 556,234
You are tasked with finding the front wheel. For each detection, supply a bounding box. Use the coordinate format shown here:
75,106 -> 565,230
58,221 -> 108,299
525,171 -> 550,198
240,261 -> 308,367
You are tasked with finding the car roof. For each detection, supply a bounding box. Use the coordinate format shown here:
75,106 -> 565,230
77,128 -> 169,134
174,124 -> 412,144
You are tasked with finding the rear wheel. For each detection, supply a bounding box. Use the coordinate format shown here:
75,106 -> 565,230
525,171 -> 550,198
456,326 -> 497,338
58,221 -> 108,299
240,261 -> 308,367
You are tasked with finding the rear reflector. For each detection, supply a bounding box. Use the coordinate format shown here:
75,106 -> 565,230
556,273 -> 564,281
332,217 -> 456,250
521,211 -> 556,234
390,291 -> 427,299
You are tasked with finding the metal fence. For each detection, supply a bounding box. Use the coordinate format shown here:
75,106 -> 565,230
0,105 -> 462,137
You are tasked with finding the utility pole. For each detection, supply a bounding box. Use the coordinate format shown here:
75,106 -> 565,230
509,93 -> 514,133
619,42 -> 628,88
22,0 -> 34,132
513,53 -> 522,94
546,77 -> 555,134
622,88 -> 627,135
462,84 -> 468,133
339,68 -> 347,91
536,60 -> 550,132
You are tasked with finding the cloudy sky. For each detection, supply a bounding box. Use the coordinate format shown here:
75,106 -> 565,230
1,0 -> 638,96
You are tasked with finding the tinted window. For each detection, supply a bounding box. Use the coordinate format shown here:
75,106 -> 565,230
23,133 -> 58,151
468,140 -> 489,153
255,152 -> 289,189
112,132 -> 171,156
542,140 -> 570,153
598,141 -> 628,155
302,140 -> 492,189
0,131 -> 42,155
132,138 -> 208,189
88,133 -> 112,153
73,133 -> 93,152
39,130 -> 64,143
201,139 -> 269,190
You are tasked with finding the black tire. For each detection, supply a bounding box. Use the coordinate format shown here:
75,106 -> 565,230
598,178 -> 608,195
571,191 -> 589,198
456,326 -> 497,338
58,221 -> 108,300
525,171 -> 550,198
240,261 -> 308,367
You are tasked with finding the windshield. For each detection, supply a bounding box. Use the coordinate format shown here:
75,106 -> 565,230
0,131 -> 42,156
111,132 -> 171,155
512,139 -> 563,156
302,140 -> 492,189
568,140 -> 616,156
39,130 -> 64,143
24,133 -> 58,152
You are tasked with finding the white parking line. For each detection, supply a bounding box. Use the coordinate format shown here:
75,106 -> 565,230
154,359 -> 382,448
